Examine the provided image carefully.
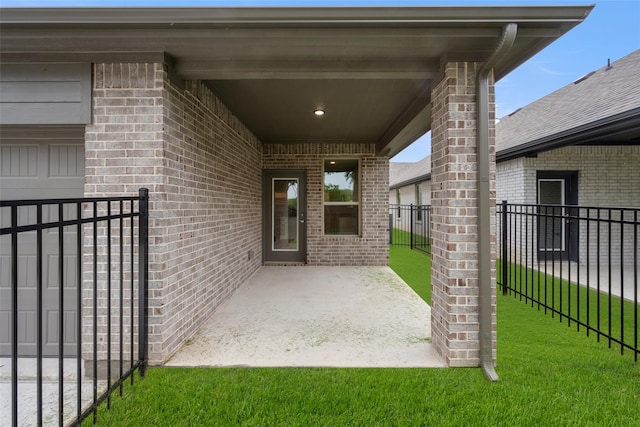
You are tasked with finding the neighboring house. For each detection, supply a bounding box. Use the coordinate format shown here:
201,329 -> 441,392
389,155 -> 431,207
389,156 -> 431,236
496,49 -> 640,266
0,6 -> 592,368
390,49 -> 640,265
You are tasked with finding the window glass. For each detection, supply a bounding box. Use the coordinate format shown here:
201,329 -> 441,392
538,179 -> 565,251
272,179 -> 298,250
324,159 -> 359,235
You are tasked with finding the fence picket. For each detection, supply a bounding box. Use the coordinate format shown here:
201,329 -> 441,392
0,190 -> 149,426
389,204 -> 431,255
497,202 -> 639,361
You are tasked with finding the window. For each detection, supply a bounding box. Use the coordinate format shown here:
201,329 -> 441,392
324,159 -> 359,235
538,178 -> 565,252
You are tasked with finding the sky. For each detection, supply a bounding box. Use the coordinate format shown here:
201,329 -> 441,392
2,0 -> 638,162
394,0 -> 640,162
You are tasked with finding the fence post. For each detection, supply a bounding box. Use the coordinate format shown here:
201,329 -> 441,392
138,188 -> 149,377
410,203 -> 414,250
501,200 -> 508,295
389,212 -> 393,245
427,206 -> 431,251
11,205 -> 18,427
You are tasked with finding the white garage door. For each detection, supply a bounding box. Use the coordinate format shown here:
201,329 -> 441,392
0,126 -> 84,356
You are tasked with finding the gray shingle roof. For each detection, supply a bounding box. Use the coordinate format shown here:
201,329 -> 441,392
391,50 -> 640,187
496,49 -> 640,152
389,155 -> 431,188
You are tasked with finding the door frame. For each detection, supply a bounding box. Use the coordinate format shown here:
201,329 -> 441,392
536,171 -> 578,262
262,169 -> 307,264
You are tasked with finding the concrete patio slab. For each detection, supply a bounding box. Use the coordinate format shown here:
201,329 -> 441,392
0,358 -> 106,427
166,266 -> 444,368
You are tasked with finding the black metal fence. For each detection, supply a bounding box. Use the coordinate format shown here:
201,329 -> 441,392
497,201 -> 639,361
0,189 -> 149,426
389,204 -> 431,254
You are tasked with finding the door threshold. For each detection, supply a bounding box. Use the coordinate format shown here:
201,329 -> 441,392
263,262 -> 307,266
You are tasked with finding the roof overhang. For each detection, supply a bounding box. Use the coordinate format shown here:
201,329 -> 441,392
0,6 -> 594,157
497,107 -> 640,162
390,174 -> 432,191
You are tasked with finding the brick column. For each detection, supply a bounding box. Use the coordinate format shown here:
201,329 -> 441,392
430,62 -> 497,367
84,63 -> 166,375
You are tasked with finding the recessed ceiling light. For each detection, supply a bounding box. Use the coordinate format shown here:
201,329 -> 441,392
314,109 -> 325,116
329,161 -> 336,165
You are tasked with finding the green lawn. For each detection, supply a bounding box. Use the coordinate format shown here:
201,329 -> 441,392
389,246 -> 431,303
498,260 -> 638,354
86,247 -> 639,426
390,228 -> 431,253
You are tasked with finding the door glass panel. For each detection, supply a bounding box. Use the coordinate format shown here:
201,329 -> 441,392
272,179 -> 298,251
538,179 -> 565,251
539,180 -> 563,205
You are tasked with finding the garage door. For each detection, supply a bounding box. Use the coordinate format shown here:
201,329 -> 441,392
0,126 -> 84,356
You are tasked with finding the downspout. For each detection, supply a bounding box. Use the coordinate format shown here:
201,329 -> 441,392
476,23 -> 517,382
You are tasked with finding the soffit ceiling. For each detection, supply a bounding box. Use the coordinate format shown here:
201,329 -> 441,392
0,6 -> 594,157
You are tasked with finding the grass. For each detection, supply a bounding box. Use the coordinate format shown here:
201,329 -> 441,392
85,248 -> 639,427
390,228 -> 431,254
389,246 -> 431,303
499,260 -> 638,353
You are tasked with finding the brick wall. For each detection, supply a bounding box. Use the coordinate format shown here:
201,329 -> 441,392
497,145 -> 640,266
158,79 -> 263,362
84,63 -> 166,368
495,157 -> 535,267
496,157 -> 531,204
86,63 -> 263,364
497,145 -> 640,208
534,145 -> 640,208
263,143 -> 389,266
430,62 -> 496,367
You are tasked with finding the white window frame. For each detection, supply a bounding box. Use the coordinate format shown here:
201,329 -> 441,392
537,178 -> 566,252
323,158 -> 360,236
